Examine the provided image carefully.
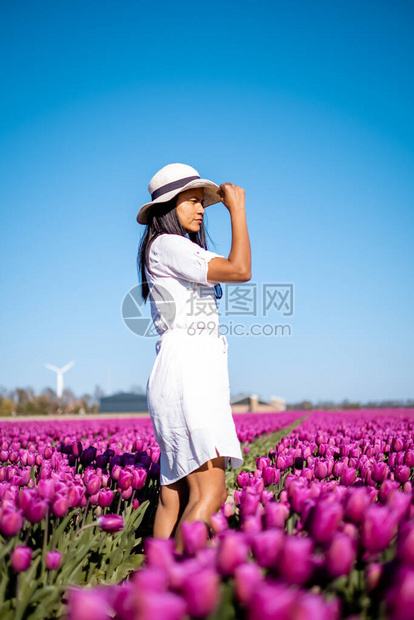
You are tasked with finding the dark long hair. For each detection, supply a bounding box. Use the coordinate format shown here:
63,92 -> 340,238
137,195 -> 215,303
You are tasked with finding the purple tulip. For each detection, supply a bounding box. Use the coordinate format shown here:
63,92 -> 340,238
71,441 -> 83,457
392,437 -> 405,452
241,514 -> 263,534
344,488 -> 371,524
325,533 -> 356,578
131,467 -> 147,490
182,567 -> 219,617
405,450 -> 414,467
24,498 -> 48,523
98,514 -> 124,534
340,467 -> 357,487
250,529 -> 284,569
396,465 -> 411,485
248,581 -> 296,620
98,489 -> 114,508
117,470 -> 133,491
290,591 -> 340,620
315,462 -> 328,480
234,562 -> 262,606
264,501 -> 289,529
387,490 -> 411,523
309,499 -> 343,545
144,538 -> 176,569
46,550 -> 62,570
386,566 -> 414,619
133,566 -> 169,592
262,466 -> 276,486
216,531 -> 250,576
37,478 -> 55,501
52,495 -> 69,518
135,590 -> 187,620
210,512 -> 228,534
86,475 -> 102,496
361,505 -> 398,553
239,492 -> 261,518
397,521 -> 414,567
221,502 -> 233,518
0,509 -> 23,536
277,535 -> 314,585
67,587 -> 112,620
372,461 -> 389,483
181,520 -> 209,557
11,545 -> 32,572
378,479 -> 400,503
365,562 -> 383,590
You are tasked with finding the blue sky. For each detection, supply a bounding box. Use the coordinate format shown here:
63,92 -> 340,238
1,0 -> 413,403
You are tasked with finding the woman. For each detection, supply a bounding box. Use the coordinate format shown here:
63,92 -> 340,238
136,163 -> 251,553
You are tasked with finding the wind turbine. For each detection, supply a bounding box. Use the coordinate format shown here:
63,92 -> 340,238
45,361 -> 75,398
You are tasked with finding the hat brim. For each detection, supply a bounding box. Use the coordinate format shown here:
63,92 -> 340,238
136,179 -> 221,224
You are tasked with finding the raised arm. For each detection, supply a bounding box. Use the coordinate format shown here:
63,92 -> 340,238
207,182 -> 252,284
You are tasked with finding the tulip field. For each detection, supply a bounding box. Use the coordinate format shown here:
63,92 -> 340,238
1,410 -> 414,619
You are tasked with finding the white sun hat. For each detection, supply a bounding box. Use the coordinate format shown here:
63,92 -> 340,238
137,163 -> 221,225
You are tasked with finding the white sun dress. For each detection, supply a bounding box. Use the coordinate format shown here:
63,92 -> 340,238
144,233 -> 244,486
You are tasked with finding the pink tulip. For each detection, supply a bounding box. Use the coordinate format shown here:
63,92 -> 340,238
11,545 -> 32,572
397,521 -> 414,567
117,470 -> 133,491
264,501 -> 289,529
98,489 -> 114,508
290,591 -> 340,619
361,505 -> 398,553
37,478 -> 55,501
325,533 -> 356,578
210,512 -> 228,534
221,502 -> 233,518
344,488 -> 371,524
278,535 -> 314,585
0,509 -> 23,536
181,520 -> 209,557
86,476 -> 101,496
216,531 -> 250,576
234,562 -> 262,606
130,467 -> 147,490
46,550 -> 62,570
66,587 -> 112,620
144,538 -> 175,569
250,529 -> 284,569
315,462 -> 328,480
182,567 -> 219,617
135,590 -> 186,620
24,498 -> 48,523
309,499 -> 343,545
98,514 -> 124,534
248,581 -> 296,620
52,495 -> 69,518
386,566 -> 414,619
365,562 -> 383,590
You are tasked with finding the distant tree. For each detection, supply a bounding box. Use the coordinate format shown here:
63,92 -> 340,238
61,388 -> 76,406
93,385 -> 105,405
0,398 -> 15,417
130,384 -> 144,394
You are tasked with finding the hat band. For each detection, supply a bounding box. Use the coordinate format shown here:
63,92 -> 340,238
151,175 -> 200,201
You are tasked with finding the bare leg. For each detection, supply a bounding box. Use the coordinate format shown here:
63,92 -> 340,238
174,452 -> 228,553
153,477 -> 189,539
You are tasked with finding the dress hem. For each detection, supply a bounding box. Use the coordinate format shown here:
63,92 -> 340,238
159,449 -> 244,486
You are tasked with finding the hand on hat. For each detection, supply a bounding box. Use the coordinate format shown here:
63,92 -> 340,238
218,183 -> 246,212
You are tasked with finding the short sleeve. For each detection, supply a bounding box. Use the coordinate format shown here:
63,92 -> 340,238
151,234 -> 224,286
